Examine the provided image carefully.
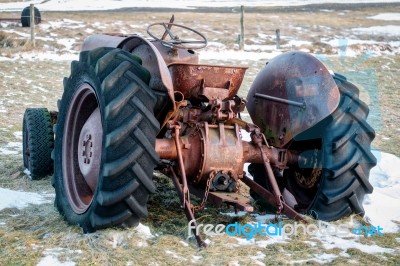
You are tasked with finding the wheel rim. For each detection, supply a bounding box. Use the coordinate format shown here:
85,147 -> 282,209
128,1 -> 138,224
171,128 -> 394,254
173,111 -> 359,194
63,83 -> 103,214
284,138 -> 323,210
293,147 -> 322,189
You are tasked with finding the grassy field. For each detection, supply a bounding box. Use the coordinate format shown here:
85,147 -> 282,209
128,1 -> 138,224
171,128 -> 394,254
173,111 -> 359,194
0,2 -> 400,265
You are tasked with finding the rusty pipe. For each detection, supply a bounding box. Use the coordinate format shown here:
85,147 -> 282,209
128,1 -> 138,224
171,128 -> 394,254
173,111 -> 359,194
242,142 -> 281,165
155,138 -> 177,160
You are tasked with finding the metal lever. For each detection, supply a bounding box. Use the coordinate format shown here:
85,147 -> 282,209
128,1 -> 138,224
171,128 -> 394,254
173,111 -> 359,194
169,167 -> 207,247
250,127 -> 285,218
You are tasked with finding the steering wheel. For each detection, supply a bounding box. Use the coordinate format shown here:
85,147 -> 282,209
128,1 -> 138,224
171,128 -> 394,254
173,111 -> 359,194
147,22 -> 208,50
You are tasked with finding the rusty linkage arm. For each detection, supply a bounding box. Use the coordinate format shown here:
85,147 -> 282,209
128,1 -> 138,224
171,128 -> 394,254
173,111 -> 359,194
168,122 -> 191,209
168,167 -> 207,247
241,175 -> 307,223
247,125 -> 285,219
166,121 -> 210,247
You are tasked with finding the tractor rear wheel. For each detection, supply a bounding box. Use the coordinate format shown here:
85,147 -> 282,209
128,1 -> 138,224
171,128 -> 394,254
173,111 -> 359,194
53,47 -> 159,232
250,75 -> 376,221
21,6 -> 41,27
22,108 -> 54,180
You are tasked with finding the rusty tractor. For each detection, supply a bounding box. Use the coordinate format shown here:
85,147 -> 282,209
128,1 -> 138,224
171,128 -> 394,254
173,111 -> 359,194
23,17 -> 376,246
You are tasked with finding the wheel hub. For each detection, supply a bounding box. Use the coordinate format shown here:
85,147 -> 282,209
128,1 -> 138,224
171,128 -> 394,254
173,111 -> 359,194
77,108 -> 102,193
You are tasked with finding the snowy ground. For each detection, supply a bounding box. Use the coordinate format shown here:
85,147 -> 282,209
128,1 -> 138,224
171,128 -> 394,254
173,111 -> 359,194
0,0 -> 399,265
2,0 -> 400,11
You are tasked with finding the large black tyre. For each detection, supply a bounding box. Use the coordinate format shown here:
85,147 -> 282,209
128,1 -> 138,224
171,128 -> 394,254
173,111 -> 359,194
22,108 -> 54,180
21,6 -> 41,27
53,47 -> 159,232
250,74 -> 376,221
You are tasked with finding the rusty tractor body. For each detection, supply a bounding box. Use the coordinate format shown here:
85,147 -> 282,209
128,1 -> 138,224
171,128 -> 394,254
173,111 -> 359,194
23,17 -> 376,246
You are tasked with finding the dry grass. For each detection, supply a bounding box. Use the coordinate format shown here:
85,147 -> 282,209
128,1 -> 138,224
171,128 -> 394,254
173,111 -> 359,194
0,3 -> 399,265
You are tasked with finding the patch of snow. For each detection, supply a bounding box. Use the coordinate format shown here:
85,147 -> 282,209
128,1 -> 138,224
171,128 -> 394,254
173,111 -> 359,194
36,255 -> 75,266
291,253 -> 337,264
180,240 -> 189,247
32,85 -> 49,93
288,40 -> 313,47
165,250 -> 187,261
13,131 -> 22,140
368,13 -> 400,21
250,251 -> 266,261
191,255 -> 203,263
0,148 -> 18,155
313,253 -> 338,263
352,25 -> 400,36
204,238 -> 212,245
315,233 -> 395,254
6,142 -> 21,150
85,28 -> 95,34
364,151 -> 400,233
245,44 -> 278,51
233,235 -> 287,247
303,240 -> 317,247
220,211 -> 248,217
37,248 -> 81,266
24,168 -> 31,177
57,38 -> 76,51
18,52 -> 79,61
135,223 -> 154,239
110,232 -> 125,248
135,239 -> 148,247
0,188 -> 53,211
256,237 -> 288,248
323,38 -> 389,47
257,33 -> 271,39
3,0 -> 400,12
206,42 -> 226,49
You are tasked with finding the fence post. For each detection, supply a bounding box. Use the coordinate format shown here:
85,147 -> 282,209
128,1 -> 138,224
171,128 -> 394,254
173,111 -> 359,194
30,4 -> 35,48
239,5 -> 244,50
275,29 -> 280,49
